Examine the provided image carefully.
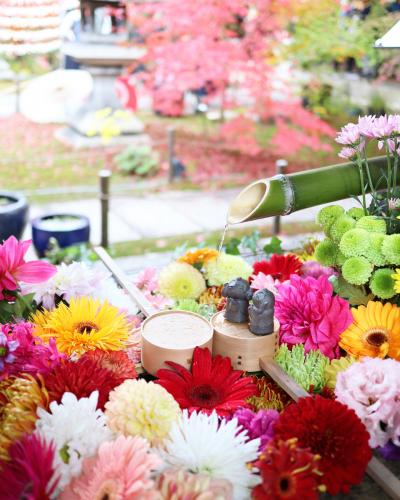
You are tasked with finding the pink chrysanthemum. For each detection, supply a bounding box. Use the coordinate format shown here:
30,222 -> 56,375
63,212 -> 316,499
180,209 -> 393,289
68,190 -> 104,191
233,408 -> 279,450
300,260 -> 336,280
0,433 -> 59,499
275,275 -> 353,359
59,435 -> 161,500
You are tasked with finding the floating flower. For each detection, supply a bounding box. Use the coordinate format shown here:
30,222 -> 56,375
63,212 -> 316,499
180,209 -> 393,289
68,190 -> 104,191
252,254 -> 302,283
0,375 -> 49,461
0,330 -> 18,372
233,408 -> 279,450
273,396 -> 371,495
204,253 -> 252,286
339,301 -> 400,360
0,433 -> 59,500
158,262 -> 206,299
35,391 -> 112,490
275,275 -> 352,359
324,356 -> 355,389
156,347 -> 257,417
178,248 -> 219,265
156,468 -> 233,500
246,376 -> 291,412
163,410 -> 260,499
105,379 -> 181,445
0,236 -> 56,300
59,435 -> 161,500
32,296 -> 131,356
250,272 -> 279,294
252,438 -> 323,500
335,357 -> 400,448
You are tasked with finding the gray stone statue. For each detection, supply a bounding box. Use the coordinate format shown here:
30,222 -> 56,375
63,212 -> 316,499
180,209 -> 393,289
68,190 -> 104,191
248,288 -> 275,335
222,278 -> 253,323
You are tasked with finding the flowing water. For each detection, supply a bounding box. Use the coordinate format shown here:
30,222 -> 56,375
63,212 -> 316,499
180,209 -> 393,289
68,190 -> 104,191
218,223 -> 229,253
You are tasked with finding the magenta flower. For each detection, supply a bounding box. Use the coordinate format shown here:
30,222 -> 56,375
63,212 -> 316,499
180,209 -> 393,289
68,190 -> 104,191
0,330 -> 19,371
336,123 -> 362,145
300,260 -> 336,279
233,408 -> 279,450
0,236 -> 56,300
275,275 -> 352,359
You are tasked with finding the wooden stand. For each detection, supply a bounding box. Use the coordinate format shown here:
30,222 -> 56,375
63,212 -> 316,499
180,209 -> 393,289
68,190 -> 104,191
211,311 -> 278,372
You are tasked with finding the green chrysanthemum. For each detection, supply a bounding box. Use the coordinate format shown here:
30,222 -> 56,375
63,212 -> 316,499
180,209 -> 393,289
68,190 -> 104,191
382,234 -> 400,265
335,250 -> 347,266
324,356 -> 355,389
369,268 -> 396,299
275,344 -> 329,393
314,239 -> 337,267
159,262 -> 206,299
339,228 -> 369,257
356,216 -> 386,234
342,257 -> 373,285
204,253 -> 252,286
362,232 -> 386,266
173,299 -> 216,319
347,207 -> 365,220
329,215 -> 356,242
316,205 -> 345,232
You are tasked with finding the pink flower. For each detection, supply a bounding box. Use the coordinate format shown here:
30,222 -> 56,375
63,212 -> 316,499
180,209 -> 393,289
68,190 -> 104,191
60,435 -> 161,500
336,123 -> 362,145
250,272 -> 279,294
233,408 -> 279,450
300,260 -> 336,279
335,357 -> 400,448
372,114 -> 399,139
338,147 -> 357,160
275,275 -> 353,359
134,267 -> 159,293
0,330 -> 19,371
357,115 -> 376,137
0,236 -> 56,300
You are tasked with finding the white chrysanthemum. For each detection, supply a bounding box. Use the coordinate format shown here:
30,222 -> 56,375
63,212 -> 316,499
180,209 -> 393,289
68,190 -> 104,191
163,411 -> 260,500
35,391 -> 112,489
204,253 -> 252,286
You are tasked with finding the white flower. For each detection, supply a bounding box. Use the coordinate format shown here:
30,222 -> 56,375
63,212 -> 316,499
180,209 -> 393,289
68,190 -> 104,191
163,411 -> 260,500
91,277 -> 139,315
35,391 -> 112,489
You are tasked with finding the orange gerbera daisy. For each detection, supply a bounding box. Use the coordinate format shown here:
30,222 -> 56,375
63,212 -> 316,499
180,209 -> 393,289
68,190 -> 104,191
178,248 -> 219,265
339,301 -> 400,360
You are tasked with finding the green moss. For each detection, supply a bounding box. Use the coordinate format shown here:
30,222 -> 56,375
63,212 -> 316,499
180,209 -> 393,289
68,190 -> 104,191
339,228 -> 370,257
369,268 -> 396,299
362,232 -> 386,266
356,216 -> 386,234
316,205 -> 345,231
382,234 -> 400,265
347,207 -> 365,220
329,215 -> 356,242
314,239 -> 337,267
342,256 -> 373,285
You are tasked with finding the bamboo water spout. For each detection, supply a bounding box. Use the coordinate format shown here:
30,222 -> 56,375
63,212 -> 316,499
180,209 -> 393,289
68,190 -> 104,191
228,156 -> 391,224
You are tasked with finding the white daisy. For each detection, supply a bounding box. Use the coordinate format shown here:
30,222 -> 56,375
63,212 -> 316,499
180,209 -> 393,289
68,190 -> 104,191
163,410 -> 261,500
35,391 -> 112,489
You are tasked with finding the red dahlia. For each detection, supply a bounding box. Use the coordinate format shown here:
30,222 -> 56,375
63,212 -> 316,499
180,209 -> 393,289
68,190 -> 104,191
252,254 -> 302,282
273,396 -> 371,495
156,347 -> 257,417
252,438 -> 323,500
42,353 -> 134,410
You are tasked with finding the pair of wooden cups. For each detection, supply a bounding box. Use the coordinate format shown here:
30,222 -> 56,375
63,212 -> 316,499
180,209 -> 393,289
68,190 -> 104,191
141,309 -> 279,375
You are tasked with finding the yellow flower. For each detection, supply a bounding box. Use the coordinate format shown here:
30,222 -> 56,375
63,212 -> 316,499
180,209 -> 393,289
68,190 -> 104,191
204,253 -> 252,286
0,375 -> 49,461
178,248 -> 219,265
391,269 -> 400,293
324,356 -> 355,389
31,297 -> 130,356
339,301 -> 400,360
159,262 -> 206,300
105,379 -> 181,446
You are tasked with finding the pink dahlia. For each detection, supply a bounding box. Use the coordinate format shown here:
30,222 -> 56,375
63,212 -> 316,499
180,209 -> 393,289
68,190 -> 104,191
0,236 -> 56,300
275,275 -> 352,359
59,435 -> 161,500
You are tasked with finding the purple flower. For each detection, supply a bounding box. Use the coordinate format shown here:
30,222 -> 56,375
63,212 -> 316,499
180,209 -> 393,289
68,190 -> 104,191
301,260 -> 336,279
379,441 -> 400,461
0,330 -> 19,371
233,408 -> 279,450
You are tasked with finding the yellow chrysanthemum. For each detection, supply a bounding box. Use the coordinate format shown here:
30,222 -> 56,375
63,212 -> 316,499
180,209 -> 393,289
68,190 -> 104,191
339,301 -> 400,360
204,253 -> 252,286
105,379 -> 181,446
178,248 -> 219,265
31,296 -> 131,356
391,269 -> 400,293
324,356 -> 355,389
0,375 -> 49,461
159,262 -> 206,300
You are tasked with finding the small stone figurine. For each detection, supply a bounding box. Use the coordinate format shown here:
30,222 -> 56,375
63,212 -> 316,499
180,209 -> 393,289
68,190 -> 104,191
248,288 -> 275,335
222,278 -> 253,323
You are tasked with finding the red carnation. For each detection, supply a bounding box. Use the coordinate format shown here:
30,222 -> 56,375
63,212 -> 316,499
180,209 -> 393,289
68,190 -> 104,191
252,254 -> 302,282
252,438 -> 322,500
273,396 -> 371,495
43,352 -> 135,410
156,347 -> 257,417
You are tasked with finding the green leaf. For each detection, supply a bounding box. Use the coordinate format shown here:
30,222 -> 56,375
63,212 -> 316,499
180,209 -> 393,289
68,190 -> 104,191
263,236 -> 283,256
331,276 -> 372,306
225,237 -> 241,255
241,230 -> 261,254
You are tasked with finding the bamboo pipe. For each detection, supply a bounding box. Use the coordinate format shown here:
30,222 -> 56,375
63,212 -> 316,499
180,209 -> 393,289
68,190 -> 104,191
228,156 -> 389,224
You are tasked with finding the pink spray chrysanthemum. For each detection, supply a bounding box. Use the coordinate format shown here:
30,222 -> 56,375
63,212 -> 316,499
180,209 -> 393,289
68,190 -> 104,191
300,260 -> 336,280
336,123 -> 362,146
60,435 -> 161,500
275,275 -> 353,359
0,236 -> 56,300
335,357 -> 400,448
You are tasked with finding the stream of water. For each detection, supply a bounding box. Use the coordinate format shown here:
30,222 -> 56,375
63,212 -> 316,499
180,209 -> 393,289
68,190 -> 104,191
218,223 -> 229,253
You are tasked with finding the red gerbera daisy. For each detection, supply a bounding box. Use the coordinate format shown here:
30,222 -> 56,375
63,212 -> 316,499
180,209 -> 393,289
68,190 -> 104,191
252,438 -> 323,500
156,347 -> 257,416
273,396 -> 372,495
252,254 -> 302,282
0,433 -> 59,500
42,353 -> 134,410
